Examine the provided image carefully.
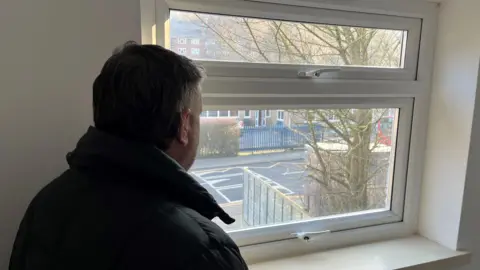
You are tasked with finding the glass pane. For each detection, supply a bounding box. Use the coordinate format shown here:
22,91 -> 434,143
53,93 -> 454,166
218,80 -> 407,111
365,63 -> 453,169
219,111 -> 229,117
208,111 -> 218,117
170,11 -> 406,68
190,108 -> 398,231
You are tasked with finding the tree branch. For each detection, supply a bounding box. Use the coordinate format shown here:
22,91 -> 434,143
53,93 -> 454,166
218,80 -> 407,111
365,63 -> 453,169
276,22 -> 310,63
194,14 -> 252,62
318,113 -> 353,146
243,18 -> 271,63
306,164 -> 350,190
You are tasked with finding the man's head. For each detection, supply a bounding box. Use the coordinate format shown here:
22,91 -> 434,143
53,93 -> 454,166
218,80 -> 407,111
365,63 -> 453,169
93,41 -> 204,170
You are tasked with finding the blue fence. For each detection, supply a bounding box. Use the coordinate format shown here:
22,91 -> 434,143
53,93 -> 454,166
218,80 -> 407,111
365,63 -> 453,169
240,125 -> 324,152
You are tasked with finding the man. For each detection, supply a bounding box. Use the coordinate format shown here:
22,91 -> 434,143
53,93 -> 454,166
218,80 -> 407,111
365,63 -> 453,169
10,42 -> 248,270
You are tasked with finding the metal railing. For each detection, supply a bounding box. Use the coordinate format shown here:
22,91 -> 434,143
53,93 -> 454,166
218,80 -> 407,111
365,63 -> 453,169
197,124 -> 324,158
240,125 -> 324,152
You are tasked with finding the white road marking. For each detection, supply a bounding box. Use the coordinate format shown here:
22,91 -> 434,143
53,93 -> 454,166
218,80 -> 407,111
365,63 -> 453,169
193,161 -> 291,175
217,184 -> 243,191
193,161 -> 304,202
208,179 -> 231,185
203,173 -> 243,180
192,172 -> 232,203
282,171 -> 305,176
229,200 -> 243,204
193,167 -> 238,175
215,190 -> 232,203
247,162 -> 281,169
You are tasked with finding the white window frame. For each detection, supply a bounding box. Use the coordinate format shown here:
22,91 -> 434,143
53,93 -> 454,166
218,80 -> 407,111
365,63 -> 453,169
162,0 -> 422,81
277,110 -> 284,121
203,99 -> 411,245
203,110 -> 238,118
177,47 -> 187,54
153,0 -> 437,262
191,48 -> 200,55
190,38 -> 200,45
254,110 -> 267,127
177,37 -> 187,44
265,110 -> 271,118
243,110 -> 251,118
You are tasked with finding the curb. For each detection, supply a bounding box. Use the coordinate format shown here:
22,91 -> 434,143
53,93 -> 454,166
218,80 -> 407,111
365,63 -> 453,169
192,150 -> 306,170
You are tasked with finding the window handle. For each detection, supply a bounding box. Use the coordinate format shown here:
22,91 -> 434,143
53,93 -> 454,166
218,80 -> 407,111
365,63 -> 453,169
291,230 -> 331,242
298,68 -> 342,78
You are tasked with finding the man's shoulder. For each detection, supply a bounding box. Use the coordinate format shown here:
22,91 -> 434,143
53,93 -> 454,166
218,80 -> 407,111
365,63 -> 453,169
119,201 -> 245,269
29,169 -> 91,210
32,168 -> 237,248
150,200 -> 234,247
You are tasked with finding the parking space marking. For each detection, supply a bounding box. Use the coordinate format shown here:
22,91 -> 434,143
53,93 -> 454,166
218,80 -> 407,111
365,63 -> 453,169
203,173 -> 243,180
215,190 -> 232,203
192,172 -> 232,203
208,179 -> 231,185
192,167 -> 237,175
282,171 -> 305,176
217,184 -> 243,191
192,160 -> 307,203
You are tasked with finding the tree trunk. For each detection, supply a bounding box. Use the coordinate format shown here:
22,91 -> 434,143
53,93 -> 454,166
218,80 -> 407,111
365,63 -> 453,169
346,109 -> 373,211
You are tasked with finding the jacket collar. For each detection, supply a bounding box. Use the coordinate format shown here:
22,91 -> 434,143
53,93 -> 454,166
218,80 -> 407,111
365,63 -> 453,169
67,126 -> 235,225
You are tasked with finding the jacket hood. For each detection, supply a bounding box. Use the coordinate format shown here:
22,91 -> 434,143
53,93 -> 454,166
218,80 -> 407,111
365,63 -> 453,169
67,126 -> 235,225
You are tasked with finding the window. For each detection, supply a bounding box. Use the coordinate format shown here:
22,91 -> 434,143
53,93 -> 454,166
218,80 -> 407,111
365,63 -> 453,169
205,39 -> 216,45
219,110 -> 229,117
277,110 -> 285,121
191,48 -> 200,55
191,38 -> 200,45
254,110 -> 266,127
177,37 -> 187,44
159,0 -> 430,258
168,6 -> 421,80
177,48 -> 187,54
202,110 -> 239,118
208,110 -> 219,117
194,104 -> 410,244
173,11 -> 406,68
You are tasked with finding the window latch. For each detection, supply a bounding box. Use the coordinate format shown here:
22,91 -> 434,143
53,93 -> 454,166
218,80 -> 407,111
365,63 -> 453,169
298,68 -> 342,78
291,230 -> 331,242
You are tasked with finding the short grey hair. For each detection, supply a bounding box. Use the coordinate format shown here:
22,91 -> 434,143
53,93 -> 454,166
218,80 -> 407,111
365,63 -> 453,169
93,41 -> 205,150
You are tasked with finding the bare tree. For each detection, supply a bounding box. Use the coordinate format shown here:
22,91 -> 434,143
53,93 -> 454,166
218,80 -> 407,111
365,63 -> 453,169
179,12 -> 400,216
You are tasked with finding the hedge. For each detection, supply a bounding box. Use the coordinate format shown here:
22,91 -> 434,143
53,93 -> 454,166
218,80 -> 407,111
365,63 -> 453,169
197,118 -> 240,158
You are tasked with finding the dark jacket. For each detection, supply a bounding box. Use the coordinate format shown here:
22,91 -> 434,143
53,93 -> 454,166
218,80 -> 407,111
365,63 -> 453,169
10,127 -> 248,270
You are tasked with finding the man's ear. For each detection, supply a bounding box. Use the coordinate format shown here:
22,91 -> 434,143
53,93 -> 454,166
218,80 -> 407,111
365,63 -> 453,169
177,109 -> 191,146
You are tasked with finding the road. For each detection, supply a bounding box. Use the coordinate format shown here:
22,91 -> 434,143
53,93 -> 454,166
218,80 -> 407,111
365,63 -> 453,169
190,158 -> 307,204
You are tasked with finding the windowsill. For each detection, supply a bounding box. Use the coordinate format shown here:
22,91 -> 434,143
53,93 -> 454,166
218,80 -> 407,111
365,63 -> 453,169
249,236 -> 470,270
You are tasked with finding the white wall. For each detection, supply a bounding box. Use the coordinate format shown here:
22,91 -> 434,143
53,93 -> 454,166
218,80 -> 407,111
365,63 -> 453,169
420,0 -> 480,269
459,65 -> 480,270
0,0 -> 141,268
